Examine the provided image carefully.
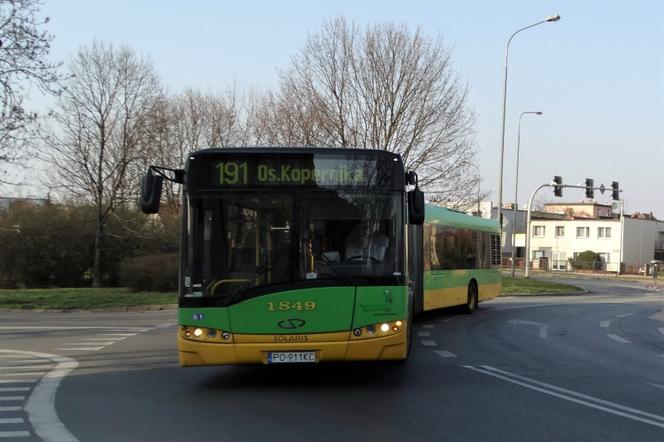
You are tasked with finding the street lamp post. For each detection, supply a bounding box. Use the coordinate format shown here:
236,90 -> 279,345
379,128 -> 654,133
463,161 -> 481,216
510,111 -> 542,278
498,14 -> 560,228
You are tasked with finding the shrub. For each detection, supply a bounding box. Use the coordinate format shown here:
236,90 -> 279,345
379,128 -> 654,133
568,250 -> 602,271
119,253 -> 178,292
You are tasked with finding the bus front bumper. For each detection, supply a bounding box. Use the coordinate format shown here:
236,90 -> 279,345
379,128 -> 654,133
177,327 -> 408,366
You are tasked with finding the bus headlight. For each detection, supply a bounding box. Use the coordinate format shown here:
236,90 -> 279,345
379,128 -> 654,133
380,323 -> 390,333
350,320 -> 406,340
181,326 -> 233,343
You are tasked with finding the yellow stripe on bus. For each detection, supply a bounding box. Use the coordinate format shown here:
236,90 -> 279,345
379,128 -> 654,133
423,283 -> 501,311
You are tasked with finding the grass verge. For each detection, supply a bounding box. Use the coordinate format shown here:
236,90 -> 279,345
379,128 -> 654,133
0,288 -> 177,310
501,277 -> 583,296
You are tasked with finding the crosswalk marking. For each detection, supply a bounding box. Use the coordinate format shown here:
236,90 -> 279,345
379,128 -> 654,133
434,350 -> 457,358
0,431 -> 31,438
0,387 -> 30,393
0,396 -> 25,401
421,340 -> 437,347
54,347 -> 103,351
0,406 -> 21,411
0,418 -> 24,424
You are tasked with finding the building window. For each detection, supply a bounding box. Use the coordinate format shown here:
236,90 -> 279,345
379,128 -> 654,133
533,250 -> 545,260
598,253 -> 610,263
576,227 -> 590,238
533,226 -> 545,237
555,226 -> 565,237
598,227 -> 611,238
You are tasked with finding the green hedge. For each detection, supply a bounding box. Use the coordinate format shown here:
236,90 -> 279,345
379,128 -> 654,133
119,253 -> 179,292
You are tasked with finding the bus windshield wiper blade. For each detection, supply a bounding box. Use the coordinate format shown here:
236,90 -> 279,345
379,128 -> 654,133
320,254 -> 353,285
225,245 -> 290,302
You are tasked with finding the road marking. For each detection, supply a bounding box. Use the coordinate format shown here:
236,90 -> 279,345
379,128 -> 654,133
0,355 -> 26,359
421,324 -> 435,329
92,336 -> 127,340
434,351 -> 457,358
0,380 -> 34,384
658,328 -> 664,336
643,381 -> 664,391
62,342 -> 114,346
0,406 -> 21,411
417,331 -> 431,337
599,320 -> 611,328
0,396 -> 25,401
508,319 -> 549,338
0,326 -> 148,331
464,365 -> 664,429
97,333 -> 136,337
0,366 -> 52,371
0,350 -> 80,442
54,347 -> 103,351
80,338 -> 122,341
421,340 -> 437,347
0,387 -> 30,392
155,323 -> 176,329
0,431 -> 30,438
0,418 -> 24,424
0,372 -> 45,377
616,313 -> 635,318
606,333 -> 631,344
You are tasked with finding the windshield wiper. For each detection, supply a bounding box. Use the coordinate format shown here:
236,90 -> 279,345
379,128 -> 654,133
224,244 -> 290,303
320,253 -> 353,285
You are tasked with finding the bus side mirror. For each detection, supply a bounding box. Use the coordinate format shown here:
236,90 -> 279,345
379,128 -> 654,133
408,188 -> 425,225
139,169 -> 163,214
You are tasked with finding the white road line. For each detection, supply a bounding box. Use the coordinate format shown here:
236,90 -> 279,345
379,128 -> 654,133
606,333 -> 631,344
421,340 -> 437,347
0,396 -> 25,401
0,431 -> 30,438
417,331 -> 431,337
54,347 -> 103,351
616,313 -> 635,318
0,380 -> 34,384
464,365 -> 664,429
421,324 -> 435,329
61,342 -> 114,346
97,333 -> 136,337
434,350 -> 457,358
508,319 -> 549,338
0,366 -> 52,371
599,320 -> 611,328
155,323 -> 176,329
0,355 -> 27,359
0,326 -> 148,331
0,406 -> 21,411
0,350 -> 80,442
0,387 -> 30,392
643,381 -> 664,391
80,338 -> 122,341
90,336 -> 127,340
0,372 -> 45,377
658,328 -> 664,336
0,418 -> 24,424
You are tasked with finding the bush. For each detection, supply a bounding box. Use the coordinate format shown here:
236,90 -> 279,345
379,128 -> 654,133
119,253 -> 178,292
568,250 -> 602,271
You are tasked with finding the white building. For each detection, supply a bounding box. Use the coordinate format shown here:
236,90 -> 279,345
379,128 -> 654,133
528,203 -> 664,273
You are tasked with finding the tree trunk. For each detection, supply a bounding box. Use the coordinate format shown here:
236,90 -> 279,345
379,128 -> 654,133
92,214 -> 103,288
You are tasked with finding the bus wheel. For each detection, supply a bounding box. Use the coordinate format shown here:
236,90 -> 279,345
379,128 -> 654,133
464,281 -> 478,314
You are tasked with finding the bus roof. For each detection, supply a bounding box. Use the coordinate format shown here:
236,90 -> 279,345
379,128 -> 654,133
189,147 -> 403,163
425,204 -> 500,233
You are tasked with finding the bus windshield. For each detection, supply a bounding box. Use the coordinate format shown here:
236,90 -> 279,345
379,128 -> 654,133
183,189 -> 403,304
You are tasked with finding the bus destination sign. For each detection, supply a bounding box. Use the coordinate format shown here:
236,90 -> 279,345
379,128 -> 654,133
202,155 -> 395,189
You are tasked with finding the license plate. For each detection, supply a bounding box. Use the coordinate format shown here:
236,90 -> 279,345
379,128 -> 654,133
267,351 -> 317,364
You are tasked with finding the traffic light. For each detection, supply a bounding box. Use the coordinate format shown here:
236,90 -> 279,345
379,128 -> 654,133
585,178 -> 594,199
553,176 -> 563,197
612,181 -> 620,201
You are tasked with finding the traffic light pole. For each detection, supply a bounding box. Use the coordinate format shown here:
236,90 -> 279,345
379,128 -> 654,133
524,181 -> 621,278
524,183 -> 552,278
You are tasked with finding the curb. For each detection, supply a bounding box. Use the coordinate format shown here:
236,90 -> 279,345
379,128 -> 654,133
499,288 -> 589,297
0,304 -> 178,313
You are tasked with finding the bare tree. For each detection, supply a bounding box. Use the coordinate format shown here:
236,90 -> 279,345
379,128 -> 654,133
0,0 -> 60,179
260,17 -> 479,205
44,42 -> 161,287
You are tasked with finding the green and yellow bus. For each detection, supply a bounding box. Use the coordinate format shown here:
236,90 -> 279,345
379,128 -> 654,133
140,147 -> 500,366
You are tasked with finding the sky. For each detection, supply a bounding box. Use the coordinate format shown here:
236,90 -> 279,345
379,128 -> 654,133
10,0 -> 664,218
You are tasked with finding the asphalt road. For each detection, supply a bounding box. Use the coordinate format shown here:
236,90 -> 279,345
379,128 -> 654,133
1,276 -> 663,441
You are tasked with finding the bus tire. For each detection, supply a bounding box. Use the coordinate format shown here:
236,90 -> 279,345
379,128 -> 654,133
464,281 -> 478,314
